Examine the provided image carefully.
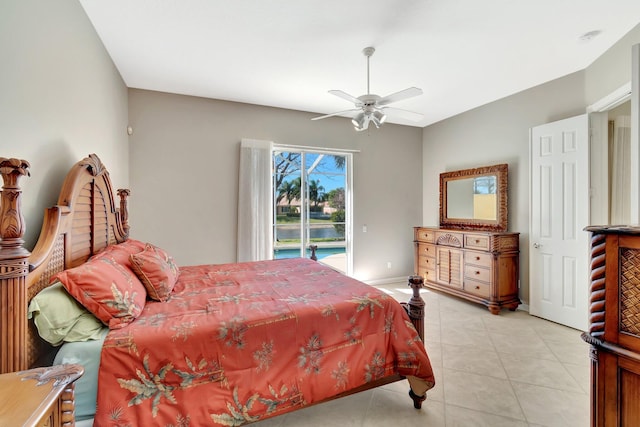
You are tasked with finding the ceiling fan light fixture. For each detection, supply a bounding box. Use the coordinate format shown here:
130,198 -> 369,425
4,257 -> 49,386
372,110 -> 386,125
313,47 -> 423,131
352,112 -> 365,129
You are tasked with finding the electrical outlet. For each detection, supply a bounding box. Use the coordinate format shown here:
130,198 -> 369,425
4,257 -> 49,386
387,261 -> 392,269
362,224 -> 367,233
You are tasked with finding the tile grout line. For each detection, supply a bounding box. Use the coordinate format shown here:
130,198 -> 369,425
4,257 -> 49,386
484,313 -> 531,425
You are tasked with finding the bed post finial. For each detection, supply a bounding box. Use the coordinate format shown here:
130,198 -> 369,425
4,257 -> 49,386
0,157 -> 31,373
406,275 -> 425,342
0,158 -> 31,255
117,188 -> 130,235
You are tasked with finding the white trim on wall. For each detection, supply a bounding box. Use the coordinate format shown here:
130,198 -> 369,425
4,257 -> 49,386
587,82 -> 631,113
586,79 -> 635,226
275,144 -> 360,154
632,44 -> 640,223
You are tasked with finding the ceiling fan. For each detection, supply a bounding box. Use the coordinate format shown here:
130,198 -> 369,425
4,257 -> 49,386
312,46 -> 424,131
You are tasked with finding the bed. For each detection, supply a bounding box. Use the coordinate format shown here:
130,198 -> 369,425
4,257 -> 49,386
0,154 -> 435,426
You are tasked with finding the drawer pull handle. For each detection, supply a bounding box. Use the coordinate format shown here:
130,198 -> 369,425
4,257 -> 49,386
475,239 -> 480,243
475,286 -> 480,290
475,256 -> 480,261
475,271 -> 480,275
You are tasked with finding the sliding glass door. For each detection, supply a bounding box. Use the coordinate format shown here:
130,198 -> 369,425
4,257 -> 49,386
272,148 -> 352,275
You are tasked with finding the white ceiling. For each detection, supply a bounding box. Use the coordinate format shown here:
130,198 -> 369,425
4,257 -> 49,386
79,0 -> 640,128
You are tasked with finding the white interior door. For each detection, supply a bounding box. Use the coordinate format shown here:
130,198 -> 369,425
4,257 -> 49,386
530,114 -> 589,330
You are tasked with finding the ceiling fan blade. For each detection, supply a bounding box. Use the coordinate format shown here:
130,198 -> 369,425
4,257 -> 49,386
382,106 -> 424,122
378,87 -> 423,106
311,108 -> 360,121
328,90 -> 363,105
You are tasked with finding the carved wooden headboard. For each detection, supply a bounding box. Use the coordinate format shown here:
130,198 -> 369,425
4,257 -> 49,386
0,154 -> 130,373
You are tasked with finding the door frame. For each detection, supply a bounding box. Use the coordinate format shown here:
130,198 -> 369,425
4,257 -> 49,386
271,145 -> 355,276
588,42 -> 639,223
587,81 -> 632,226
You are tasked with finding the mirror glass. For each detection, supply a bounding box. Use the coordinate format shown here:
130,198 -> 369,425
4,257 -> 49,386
440,164 -> 508,231
446,176 -> 497,220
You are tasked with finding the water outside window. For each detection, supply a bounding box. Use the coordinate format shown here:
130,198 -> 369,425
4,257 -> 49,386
272,149 -> 350,274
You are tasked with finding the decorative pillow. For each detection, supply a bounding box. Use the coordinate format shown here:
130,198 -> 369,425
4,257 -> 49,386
129,243 -> 180,301
92,238 -> 146,268
53,255 -> 147,329
27,281 -> 104,346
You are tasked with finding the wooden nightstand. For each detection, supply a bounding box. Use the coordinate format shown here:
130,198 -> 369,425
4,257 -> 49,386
0,364 -> 83,427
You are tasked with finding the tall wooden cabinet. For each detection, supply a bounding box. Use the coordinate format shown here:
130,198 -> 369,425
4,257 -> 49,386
582,226 -> 640,427
414,227 -> 520,314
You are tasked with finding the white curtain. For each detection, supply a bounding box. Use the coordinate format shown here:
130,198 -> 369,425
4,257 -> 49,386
237,139 -> 274,262
610,116 -> 631,224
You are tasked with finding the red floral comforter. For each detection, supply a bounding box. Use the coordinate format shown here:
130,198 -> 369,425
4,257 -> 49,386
94,258 -> 435,426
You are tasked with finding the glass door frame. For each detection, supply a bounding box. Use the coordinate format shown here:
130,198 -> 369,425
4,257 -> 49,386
272,145 -> 353,276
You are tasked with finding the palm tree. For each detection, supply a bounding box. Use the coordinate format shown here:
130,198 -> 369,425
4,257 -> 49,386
277,180 -> 296,205
308,179 -> 325,208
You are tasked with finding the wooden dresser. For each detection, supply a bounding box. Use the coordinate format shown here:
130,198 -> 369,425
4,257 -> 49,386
414,226 -> 520,314
582,226 -> 640,427
0,364 -> 83,427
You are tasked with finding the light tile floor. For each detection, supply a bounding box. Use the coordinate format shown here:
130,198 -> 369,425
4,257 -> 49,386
252,282 -> 591,427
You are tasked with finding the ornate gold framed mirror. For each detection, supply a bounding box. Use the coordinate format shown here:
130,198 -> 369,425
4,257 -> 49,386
439,163 -> 508,232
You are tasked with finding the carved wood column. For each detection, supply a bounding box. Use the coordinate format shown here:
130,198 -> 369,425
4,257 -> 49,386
0,158 -> 31,373
117,188 -> 131,236
405,275 -> 425,341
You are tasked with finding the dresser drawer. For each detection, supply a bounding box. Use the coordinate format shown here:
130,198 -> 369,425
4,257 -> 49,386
465,278 -> 490,298
435,231 -> 463,247
416,262 -> 436,282
464,264 -> 491,283
464,234 -> 490,250
417,243 -> 436,258
421,268 -> 436,282
418,255 -> 436,271
465,251 -> 492,267
415,228 -> 435,243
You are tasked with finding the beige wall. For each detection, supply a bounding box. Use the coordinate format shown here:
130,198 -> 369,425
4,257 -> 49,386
4,1 -> 638,288
422,22 -> 640,306
0,0 -> 129,249
128,89 -> 422,282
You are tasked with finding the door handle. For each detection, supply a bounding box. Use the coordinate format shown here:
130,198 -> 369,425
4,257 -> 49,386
533,242 -> 541,249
